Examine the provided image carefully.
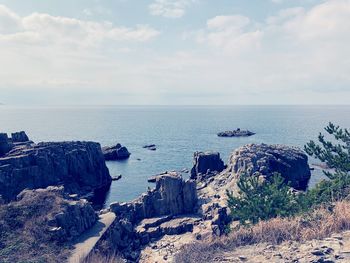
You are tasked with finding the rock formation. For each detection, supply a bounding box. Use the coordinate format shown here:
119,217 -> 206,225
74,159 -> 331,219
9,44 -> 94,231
143,144 -> 157,151
11,131 -> 30,143
229,144 -> 311,190
0,134 -> 111,201
0,133 -> 12,156
17,186 -> 97,241
102,144 -> 130,160
217,128 -> 255,137
190,151 -> 225,180
95,174 -> 198,261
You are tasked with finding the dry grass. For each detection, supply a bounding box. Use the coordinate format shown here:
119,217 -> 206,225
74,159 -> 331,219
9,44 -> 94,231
0,189 -> 70,263
175,201 -> 350,263
82,251 -> 124,263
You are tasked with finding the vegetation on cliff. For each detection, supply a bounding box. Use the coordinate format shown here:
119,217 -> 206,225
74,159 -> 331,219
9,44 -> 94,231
176,123 -> 350,263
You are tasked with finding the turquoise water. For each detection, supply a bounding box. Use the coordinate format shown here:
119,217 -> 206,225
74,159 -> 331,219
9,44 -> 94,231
1,105 -> 349,205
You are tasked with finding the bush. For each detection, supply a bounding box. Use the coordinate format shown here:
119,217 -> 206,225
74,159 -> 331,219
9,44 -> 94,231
227,173 -> 301,224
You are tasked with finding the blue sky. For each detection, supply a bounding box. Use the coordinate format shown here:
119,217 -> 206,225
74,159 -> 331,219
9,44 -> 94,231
0,0 -> 349,105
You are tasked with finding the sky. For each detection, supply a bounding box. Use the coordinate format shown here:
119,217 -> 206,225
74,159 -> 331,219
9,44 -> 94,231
0,0 -> 349,105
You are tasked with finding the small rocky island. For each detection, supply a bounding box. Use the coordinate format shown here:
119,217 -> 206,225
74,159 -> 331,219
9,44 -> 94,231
217,128 -> 255,137
102,143 -> 130,160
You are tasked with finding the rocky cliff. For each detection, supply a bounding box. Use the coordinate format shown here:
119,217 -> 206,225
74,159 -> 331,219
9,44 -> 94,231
229,143 -> 311,190
0,132 -> 111,201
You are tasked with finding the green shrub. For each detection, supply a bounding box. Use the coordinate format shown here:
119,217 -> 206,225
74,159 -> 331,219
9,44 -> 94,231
227,123 -> 350,226
227,173 -> 301,224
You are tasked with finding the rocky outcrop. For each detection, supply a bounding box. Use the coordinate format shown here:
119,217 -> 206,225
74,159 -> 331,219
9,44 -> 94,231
0,140 -> 111,201
229,144 -> 311,190
143,144 -> 156,151
111,174 -> 197,220
102,144 -> 130,160
217,128 -> 255,137
190,151 -> 225,180
17,186 -> 97,241
95,174 -> 198,261
0,133 -> 12,156
11,131 -> 29,143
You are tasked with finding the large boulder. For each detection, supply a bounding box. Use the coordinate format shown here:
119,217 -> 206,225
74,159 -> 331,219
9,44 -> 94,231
229,144 -> 311,190
102,144 -> 130,160
0,141 -> 111,201
191,151 -> 225,179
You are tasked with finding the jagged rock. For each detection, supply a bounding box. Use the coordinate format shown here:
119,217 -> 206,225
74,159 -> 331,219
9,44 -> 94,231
16,186 -> 97,241
217,128 -> 255,137
0,141 -> 111,201
11,131 -> 29,143
0,133 -> 12,156
229,144 -> 311,190
191,151 -> 225,180
102,144 -> 130,160
111,174 -> 198,221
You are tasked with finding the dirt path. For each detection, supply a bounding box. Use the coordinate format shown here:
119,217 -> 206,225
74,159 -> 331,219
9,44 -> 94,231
68,212 -> 116,263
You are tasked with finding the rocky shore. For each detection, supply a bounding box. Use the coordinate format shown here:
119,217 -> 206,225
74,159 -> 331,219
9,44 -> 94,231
0,132 -> 316,263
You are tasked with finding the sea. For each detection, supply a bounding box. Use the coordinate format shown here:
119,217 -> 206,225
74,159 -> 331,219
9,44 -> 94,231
1,105 -> 349,206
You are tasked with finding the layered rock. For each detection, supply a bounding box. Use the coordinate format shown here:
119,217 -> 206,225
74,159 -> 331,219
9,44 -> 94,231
0,133 -> 12,156
229,143 -> 311,190
17,186 -> 97,241
11,131 -> 30,143
0,140 -> 111,201
111,174 -> 197,220
102,144 -> 130,160
190,151 -> 225,180
217,128 -> 255,137
96,174 -> 198,261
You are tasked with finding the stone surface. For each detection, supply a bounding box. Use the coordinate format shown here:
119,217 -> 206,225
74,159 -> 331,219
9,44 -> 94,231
0,140 -> 111,201
11,131 -> 29,143
229,143 -> 311,190
217,128 -> 255,137
16,186 -> 97,241
191,151 -> 225,180
111,174 -> 198,221
0,133 -> 12,156
102,144 -> 130,160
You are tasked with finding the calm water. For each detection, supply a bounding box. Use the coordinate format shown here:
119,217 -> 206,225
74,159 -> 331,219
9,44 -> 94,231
1,105 -> 349,205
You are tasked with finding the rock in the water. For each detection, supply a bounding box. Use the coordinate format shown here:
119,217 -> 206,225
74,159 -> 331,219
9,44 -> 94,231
229,143 -> 311,190
102,144 -> 130,160
143,144 -> 156,151
0,141 -> 111,201
112,175 -> 122,181
217,128 -> 255,137
191,151 -> 225,179
11,131 -> 29,143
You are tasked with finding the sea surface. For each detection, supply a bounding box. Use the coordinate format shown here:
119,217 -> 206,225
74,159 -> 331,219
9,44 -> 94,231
1,105 -> 349,206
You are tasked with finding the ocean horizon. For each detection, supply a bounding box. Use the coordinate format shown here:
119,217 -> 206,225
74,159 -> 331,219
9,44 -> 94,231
1,105 -> 350,205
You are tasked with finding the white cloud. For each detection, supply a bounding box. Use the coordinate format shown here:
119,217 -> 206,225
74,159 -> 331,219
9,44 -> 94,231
149,0 -> 194,18
0,5 -> 160,47
197,15 -> 263,54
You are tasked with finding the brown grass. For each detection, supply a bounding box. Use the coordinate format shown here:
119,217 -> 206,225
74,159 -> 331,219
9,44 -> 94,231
82,251 -> 124,263
175,201 -> 350,263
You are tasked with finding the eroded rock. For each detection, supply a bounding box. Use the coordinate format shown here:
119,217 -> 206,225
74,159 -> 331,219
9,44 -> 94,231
229,144 -> 311,190
190,151 -> 225,180
102,144 -> 130,160
0,140 -> 111,201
